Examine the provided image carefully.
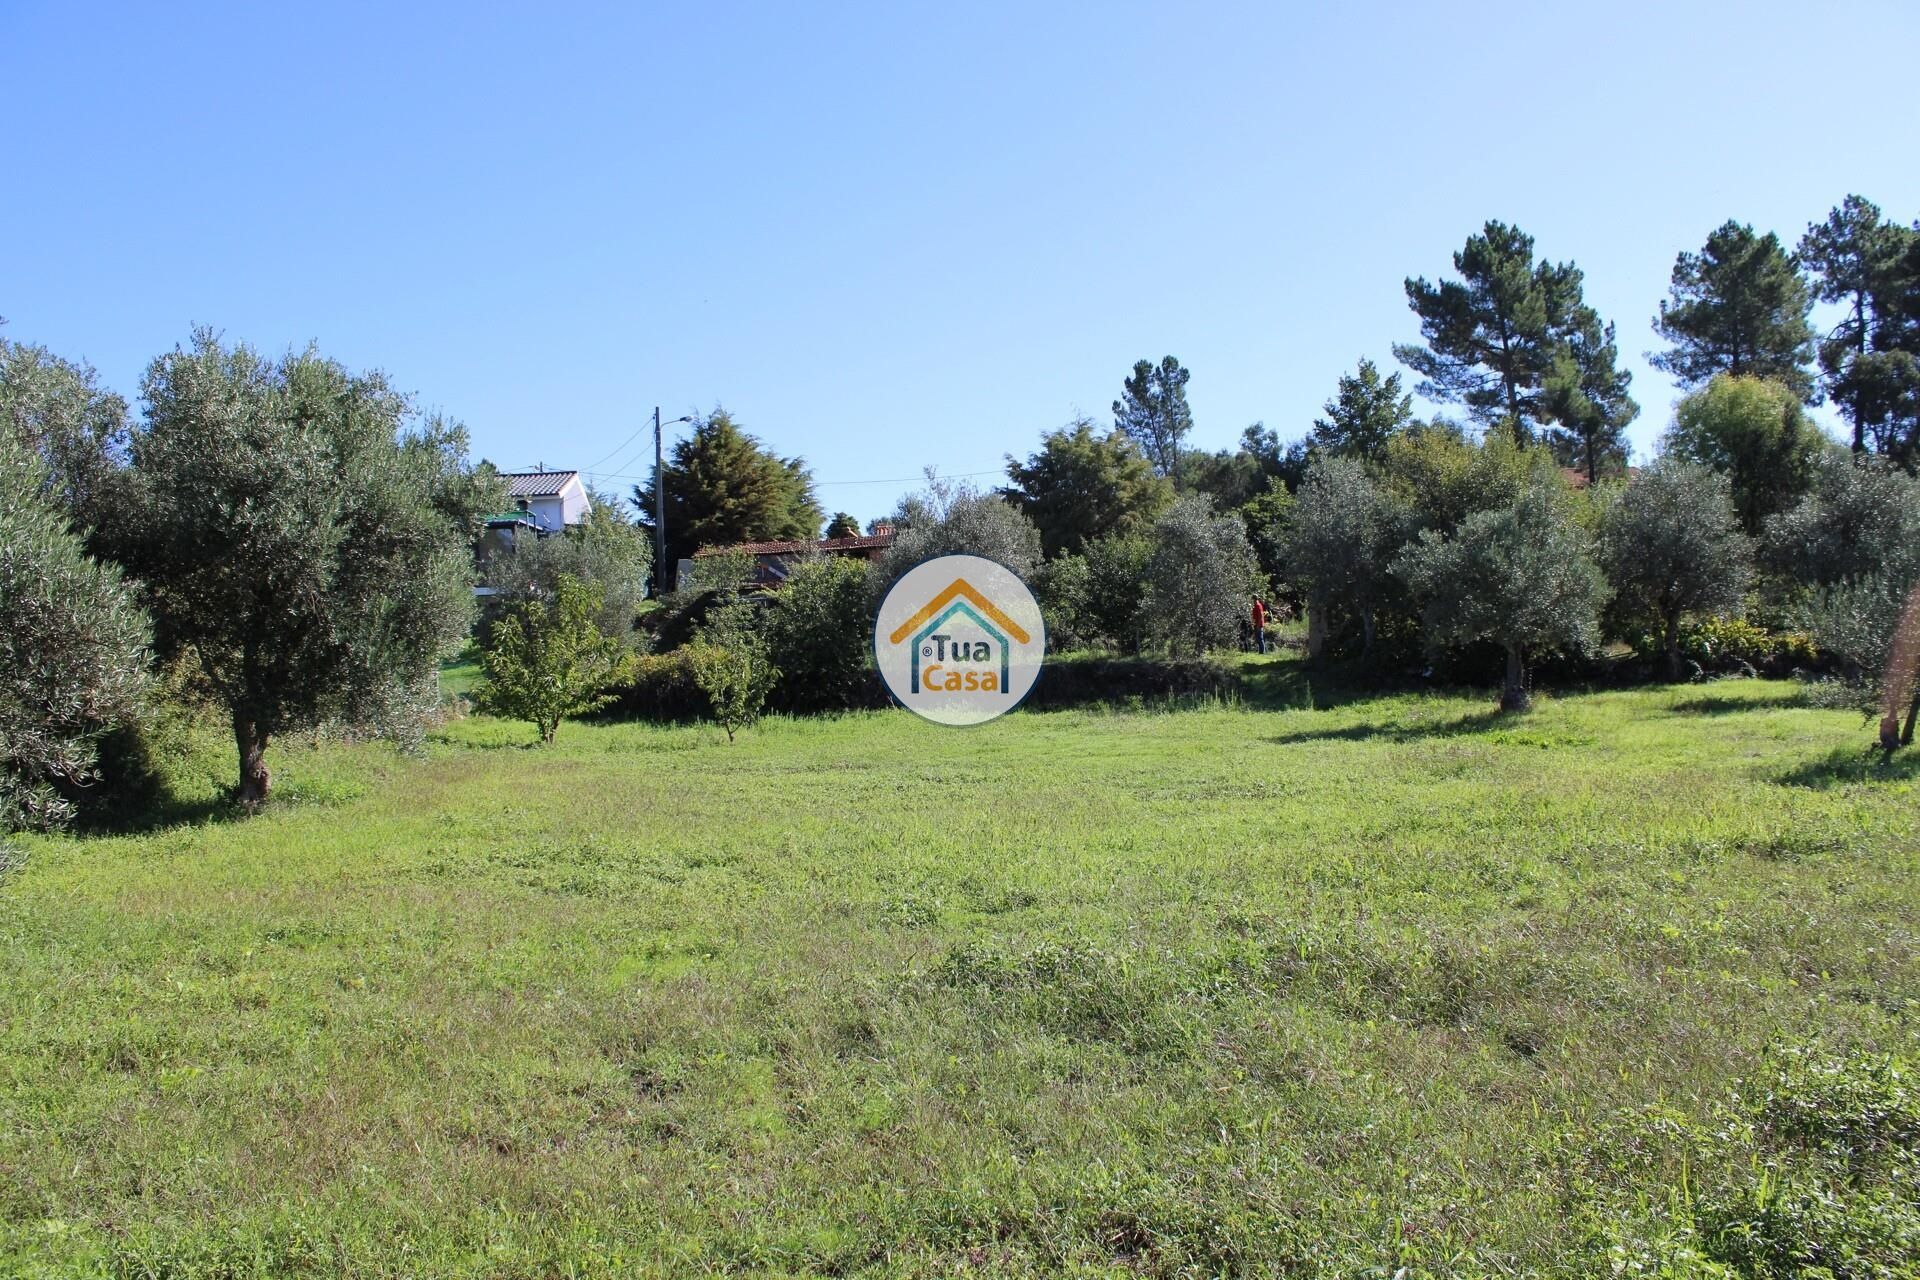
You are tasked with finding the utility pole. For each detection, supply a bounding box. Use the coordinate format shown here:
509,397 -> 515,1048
653,406 -> 666,595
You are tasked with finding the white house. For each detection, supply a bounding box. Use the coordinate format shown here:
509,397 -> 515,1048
503,469 -> 590,532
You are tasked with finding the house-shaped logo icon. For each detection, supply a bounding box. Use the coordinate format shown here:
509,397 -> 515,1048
873,556 -> 1046,726
886,578 -> 1032,693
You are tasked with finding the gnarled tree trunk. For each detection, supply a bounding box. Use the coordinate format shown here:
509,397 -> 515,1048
1663,611 -> 1684,683
234,716 -> 271,810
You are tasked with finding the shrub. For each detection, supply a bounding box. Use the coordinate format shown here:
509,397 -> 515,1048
603,650 -> 709,722
0,433 -> 149,845
687,639 -> 777,742
758,555 -> 873,711
1081,533 -> 1155,653
474,575 -> 634,744
1030,554 -> 1094,651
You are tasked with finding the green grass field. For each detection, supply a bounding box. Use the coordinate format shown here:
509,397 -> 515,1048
3,661 -> 1918,1277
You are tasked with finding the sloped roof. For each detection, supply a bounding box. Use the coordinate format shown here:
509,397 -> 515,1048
694,532 -> 896,558
504,470 -> 580,498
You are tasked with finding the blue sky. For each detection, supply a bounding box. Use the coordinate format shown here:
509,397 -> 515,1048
6,0 -> 1918,523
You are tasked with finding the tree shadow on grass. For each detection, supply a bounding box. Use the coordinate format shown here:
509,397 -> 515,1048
1669,690 -> 1808,715
1778,744 -> 1920,790
1264,706 -> 1508,746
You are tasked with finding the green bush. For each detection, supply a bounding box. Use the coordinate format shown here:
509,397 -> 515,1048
758,556 -> 873,712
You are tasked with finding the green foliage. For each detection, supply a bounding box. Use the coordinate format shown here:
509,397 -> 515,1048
0,336 -> 130,542
1800,194 -> 1920,459
1142,495 -> 1261,656
0,432 -> 149,842
1765,452 -> 1920,593
1582,1045 -> 1920,1279
687,637 -> 777,742
1282,454 -> 1404,658
481,493 -> 652,644
1598,460 -> 1753,678
757,555 -> 873,711
824,511 -> 861,539
1376,421 -> 1543,536
1396,481 -> 1608,708
1112,355 -> 1193,482
1673,615 -> 1816,674
1393,220 -> 1599,443
1652,220 -> 1817,401
1666,374 -> 1838,534
1031,553 -> 1094,651
875,474 -> 1042,585
474,574 -> 634,744
115,331 -> 476,806
634,407 -> 823,567
1001,416 -> 1171,557
1311,356 -> 1414,460
1542,314 -> 1639,484
1080,532 -> 1155,653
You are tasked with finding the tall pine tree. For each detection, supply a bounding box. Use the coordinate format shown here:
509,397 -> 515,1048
1801,195 -> 1920,465
1393,221 -> 1590,445
1651,220 -> 1815,401
1112,356 -> 1194,486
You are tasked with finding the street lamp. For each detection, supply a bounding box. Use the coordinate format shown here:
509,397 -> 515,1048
653,407 -> 693,595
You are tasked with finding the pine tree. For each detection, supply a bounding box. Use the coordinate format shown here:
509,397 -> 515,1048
1112,356 -> 1194,484
1393,221 -> 1591,444
1651,220 -> 1815,400
1542,316 -> 1639,485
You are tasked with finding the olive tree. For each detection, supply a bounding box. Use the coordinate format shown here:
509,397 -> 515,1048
0,432 -> 148,848
1396,483 -> 1607,711
118,332 -> 476,808
875,472 -> 1042,586
0,337 -> 130,542
1282,455 -> 1405,659
1143,494 -> 1261,655
1597,460 -> 1753,680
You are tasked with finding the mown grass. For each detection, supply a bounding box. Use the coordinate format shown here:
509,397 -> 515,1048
2,661 -> 1917,1277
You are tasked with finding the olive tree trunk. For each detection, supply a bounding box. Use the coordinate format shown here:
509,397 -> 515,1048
1663,611 -> 1684,683
1501,643 -> 1531,712
234,716 -> 271,810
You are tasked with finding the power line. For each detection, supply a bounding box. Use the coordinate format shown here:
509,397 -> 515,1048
585,466 -> 1007,488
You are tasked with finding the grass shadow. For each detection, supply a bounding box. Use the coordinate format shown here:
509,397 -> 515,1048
1778,744 -> 1920,790
1669,690 -> 1808,716
1264,707 -> 1508,746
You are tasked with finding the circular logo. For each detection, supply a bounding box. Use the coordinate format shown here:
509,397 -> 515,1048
873,554 -> 1046,725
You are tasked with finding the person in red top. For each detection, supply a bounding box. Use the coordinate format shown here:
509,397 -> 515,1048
1251,596 -> 1268,655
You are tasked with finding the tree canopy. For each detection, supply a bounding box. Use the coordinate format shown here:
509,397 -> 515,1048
1663,374 -> 1836,535
1311,358 -> 1413,461
0,431 -> 149,840
1651,220 -> 1815,401
1113,356 -> 1194,483
1393,221 -> 1595,444
1001,417 -> 1171,558
635,408 -> 823,569
117,331 -> 476,807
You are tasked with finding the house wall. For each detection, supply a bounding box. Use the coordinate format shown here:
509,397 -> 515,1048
525,481 -> 590,531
